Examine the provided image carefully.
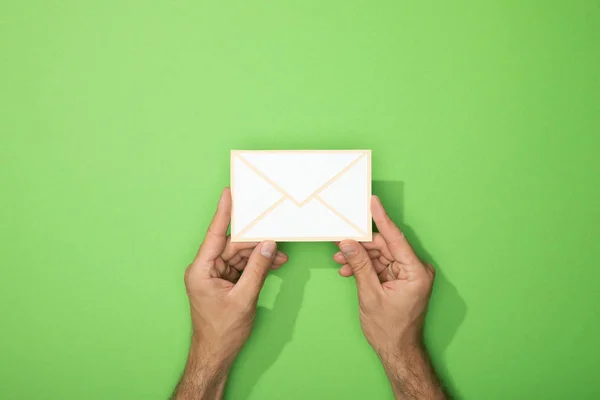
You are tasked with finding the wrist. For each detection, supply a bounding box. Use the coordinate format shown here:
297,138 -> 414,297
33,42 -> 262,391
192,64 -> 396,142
378,343 -> 446,400
378,341 -> 424,372
173,336 -> 231,400
189,334 -> 233,374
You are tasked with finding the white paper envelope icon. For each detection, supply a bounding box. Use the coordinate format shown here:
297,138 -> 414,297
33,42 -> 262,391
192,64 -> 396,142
231,150 -> 372,242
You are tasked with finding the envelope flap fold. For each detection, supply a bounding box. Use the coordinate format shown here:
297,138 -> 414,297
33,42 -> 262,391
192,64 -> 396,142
235,151 -> 366,204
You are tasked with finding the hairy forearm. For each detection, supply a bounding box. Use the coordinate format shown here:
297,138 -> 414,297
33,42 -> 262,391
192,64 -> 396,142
172,338 -> 230,400
380,344 -> 447,400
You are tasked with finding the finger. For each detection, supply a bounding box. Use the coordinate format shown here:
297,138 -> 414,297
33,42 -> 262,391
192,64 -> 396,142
340,258 -> 389,278
228,253 -> 243,267
213,258 -> 241,283
238,248 -> 254,258
238,247 -> 282,259
333,250 -> 381,265
378,255 -> 391,267
231,258 -> 248,272
221,241 -> 259,262
271,253 -> 288,270
368,249 -> 381,259
232,252 -> 287,272
339,240 -> 381,294
377,261 -> 402,283
232,250 -> 287,270
232,241 -> 277,299
333,252 -> 346,264
274,251 -> 288,265
371,196 -> 420,264
338,264 -> 353,277
372,258 -> 389,275
361,233 -> 394,261
196,188 -> 232,264
271,263 -> 284,270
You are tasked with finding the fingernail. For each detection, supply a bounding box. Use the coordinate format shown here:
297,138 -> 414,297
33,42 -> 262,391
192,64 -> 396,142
261,241 -> 276,258
340,243 -> 356,257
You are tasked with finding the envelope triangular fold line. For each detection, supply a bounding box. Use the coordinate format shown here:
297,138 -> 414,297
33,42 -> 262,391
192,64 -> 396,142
236,151 -> 364,204
240,198 -> 365,240
231,156 -> 285,237
318,155 -> 370,235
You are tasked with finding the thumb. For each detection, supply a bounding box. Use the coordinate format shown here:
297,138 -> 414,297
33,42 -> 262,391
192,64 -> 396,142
339,240 -> 381,295
232,241 -> 277,300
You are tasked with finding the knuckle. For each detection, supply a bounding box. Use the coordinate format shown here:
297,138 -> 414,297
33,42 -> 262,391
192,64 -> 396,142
421,262 -> 435,279
184,264 -> 193,282
416,276 -> 433,292
352,257 -> 372,273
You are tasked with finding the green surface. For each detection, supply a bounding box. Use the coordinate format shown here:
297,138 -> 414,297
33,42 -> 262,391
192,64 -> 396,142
1,1 -> 599,399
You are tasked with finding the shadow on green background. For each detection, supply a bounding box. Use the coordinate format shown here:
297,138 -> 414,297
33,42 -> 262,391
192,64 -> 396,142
226,181 -> 467,399
374,180 -> 468,397
2,0 -> 599,398
226,245 -> 310,399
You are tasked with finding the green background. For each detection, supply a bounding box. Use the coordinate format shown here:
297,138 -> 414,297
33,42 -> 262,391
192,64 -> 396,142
1,1 -> 599,399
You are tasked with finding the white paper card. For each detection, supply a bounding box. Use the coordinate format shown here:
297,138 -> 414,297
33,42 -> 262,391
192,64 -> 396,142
231,150 -> 372,242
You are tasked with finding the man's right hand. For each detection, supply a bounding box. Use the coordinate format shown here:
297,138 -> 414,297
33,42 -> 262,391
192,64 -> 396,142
173,188 -> 288,400
333,195 -> 446,400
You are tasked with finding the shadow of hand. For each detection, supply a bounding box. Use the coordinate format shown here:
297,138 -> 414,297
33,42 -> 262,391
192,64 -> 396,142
225,256 -> 310,400
373,180 -> 467,398
225,182 -> 466,399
